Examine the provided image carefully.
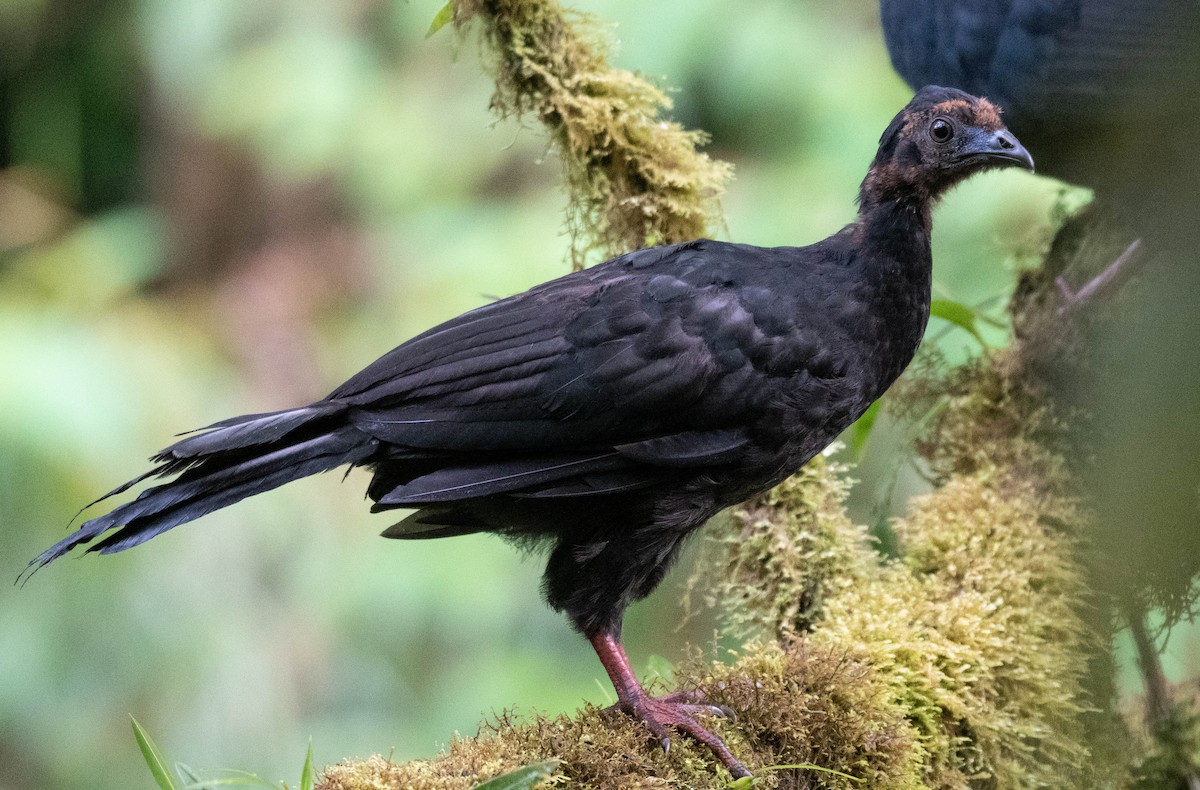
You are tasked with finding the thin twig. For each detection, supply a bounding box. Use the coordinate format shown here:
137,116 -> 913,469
1056,238 -> 1143,314
1125,601 -> 1200,790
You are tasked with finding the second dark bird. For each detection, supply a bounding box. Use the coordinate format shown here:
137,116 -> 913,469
27,87 -> 1033,778
880,0 -> 1200,235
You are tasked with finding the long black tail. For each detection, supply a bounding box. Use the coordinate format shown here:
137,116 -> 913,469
22,402 -> 378,580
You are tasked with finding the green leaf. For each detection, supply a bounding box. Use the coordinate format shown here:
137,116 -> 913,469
299,740 -> 315,790
426,2 -> 453,38
759,762 -> 865,783
131,716 -> 177,790
726,777 -> 755,789
929,299 -> 985,345
849,400 -> 881,458
469,760 -> 561,790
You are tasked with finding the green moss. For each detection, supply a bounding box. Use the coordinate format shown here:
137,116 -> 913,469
717,466 -> 1097,788
710,455 -> 875,641
452,0 -> 732,267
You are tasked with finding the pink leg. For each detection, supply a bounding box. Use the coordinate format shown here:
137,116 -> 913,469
589,631 -> 751,778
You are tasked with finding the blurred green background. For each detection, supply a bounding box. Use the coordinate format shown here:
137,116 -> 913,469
0,0 -> 1137,787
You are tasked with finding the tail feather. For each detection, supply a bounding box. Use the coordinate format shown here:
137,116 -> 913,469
157,403 -> 343,460
22,406 -> 376,582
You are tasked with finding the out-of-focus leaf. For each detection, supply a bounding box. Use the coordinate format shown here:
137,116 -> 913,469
427,2 -> 453,38
469,760 -> 561,790
726,777 -> 754,789
181,771 -> 279,788
132,716 -> 177,790
929,299 -> 985,345
848,400 -> 880,458
175,763 -> 205,787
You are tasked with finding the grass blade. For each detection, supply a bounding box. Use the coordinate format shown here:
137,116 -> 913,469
470,760 -> 560,789
759,762 -> 865,783
131,716 -> 177,790
300,740 -> 315,790
176,763 -> 203,784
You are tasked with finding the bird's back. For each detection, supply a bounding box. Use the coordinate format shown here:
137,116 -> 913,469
360,233 -> 930,544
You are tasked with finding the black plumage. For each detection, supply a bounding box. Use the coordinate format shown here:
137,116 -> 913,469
880,0 -> 1200,226
27,87 -> 1032,777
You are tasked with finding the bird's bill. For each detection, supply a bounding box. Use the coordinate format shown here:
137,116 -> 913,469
957,128 -> 1035,173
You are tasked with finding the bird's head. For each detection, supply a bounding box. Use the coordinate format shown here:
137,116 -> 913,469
860,85 -> 1034,209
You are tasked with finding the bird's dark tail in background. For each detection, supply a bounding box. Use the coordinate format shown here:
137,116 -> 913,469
21,403 -> 378,582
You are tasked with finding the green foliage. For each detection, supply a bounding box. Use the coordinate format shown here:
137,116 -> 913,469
710,456 -> 866,642
848,401 -> 880,458
2,1 -> 1172,789
427,3 -> 454,38
468,760 -> 560,789
301,742 -> 315,790
1129,700 -> 1200,789
928,299 -> 985,346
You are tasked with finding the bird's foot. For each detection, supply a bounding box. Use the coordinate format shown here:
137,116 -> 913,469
609,687 -> 750,778
589,630 -> 751,778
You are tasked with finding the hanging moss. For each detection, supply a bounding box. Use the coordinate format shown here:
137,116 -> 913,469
708,456 -> 871,642
451,0 -> 733,267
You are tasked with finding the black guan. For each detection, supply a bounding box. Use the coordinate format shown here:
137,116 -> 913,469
27,87 -> 1033,777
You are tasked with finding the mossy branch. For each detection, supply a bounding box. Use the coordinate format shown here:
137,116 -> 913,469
452,0 -> 732,268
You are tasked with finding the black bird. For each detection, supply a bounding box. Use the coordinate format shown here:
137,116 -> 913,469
26,87 -> 1032,778
880,0 -> 1200,233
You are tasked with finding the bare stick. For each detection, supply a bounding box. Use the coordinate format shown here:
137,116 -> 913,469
1056,238 -> 1143,314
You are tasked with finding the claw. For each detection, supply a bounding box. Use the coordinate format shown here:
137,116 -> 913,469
590,631 -> 751,778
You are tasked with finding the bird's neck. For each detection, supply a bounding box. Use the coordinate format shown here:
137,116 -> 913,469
848,189 -> 935,385
854,189 -> 934,273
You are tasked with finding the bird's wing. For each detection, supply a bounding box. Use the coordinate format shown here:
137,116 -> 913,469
337,241 -> 820,504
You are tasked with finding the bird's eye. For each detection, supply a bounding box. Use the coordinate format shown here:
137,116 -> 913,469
929,118 -> 954,143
